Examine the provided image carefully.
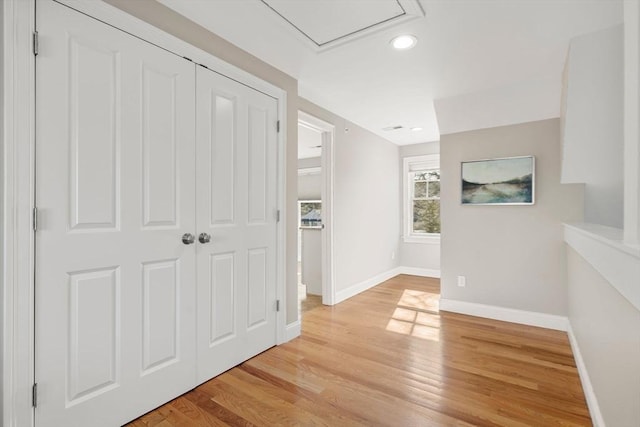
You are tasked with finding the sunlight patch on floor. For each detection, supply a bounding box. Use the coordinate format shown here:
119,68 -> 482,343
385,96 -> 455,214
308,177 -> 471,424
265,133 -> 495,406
398,289 -> 440,312
386,289 -> 441,341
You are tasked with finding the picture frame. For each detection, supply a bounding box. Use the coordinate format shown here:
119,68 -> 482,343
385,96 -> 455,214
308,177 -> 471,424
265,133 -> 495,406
461,156 -> 535,205
298,200 -> 322,227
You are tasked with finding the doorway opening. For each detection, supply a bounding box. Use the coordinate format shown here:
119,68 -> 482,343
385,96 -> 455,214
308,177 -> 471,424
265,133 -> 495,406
297,111 -> 335,315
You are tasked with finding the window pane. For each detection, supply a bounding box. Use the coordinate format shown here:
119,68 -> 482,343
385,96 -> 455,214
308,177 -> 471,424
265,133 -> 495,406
428,181 -> 440,198
413,200 -> 440,234
300,202 -> 322,227
414,181 -> 427,198
427,170 -> 440,181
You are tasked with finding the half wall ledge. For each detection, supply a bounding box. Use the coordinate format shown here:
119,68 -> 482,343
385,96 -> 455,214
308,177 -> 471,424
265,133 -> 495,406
564,222 -> 640,312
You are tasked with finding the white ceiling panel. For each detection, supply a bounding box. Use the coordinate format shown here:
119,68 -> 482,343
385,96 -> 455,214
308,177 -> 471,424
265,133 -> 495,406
261,0 -> 405,46
260,0 -> 424,51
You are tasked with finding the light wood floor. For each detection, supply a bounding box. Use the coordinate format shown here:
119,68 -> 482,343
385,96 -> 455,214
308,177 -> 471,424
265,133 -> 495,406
128,275 -> 591,426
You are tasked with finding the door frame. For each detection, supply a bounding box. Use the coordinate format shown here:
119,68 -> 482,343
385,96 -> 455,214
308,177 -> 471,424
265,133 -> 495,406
298,111 -> 336,305
2,1 -> 288,425
2,0 -> 37,425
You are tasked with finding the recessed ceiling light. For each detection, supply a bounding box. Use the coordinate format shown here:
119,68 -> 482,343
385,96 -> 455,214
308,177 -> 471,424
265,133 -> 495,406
390,35 -> 417,50
410,127 -> 423,132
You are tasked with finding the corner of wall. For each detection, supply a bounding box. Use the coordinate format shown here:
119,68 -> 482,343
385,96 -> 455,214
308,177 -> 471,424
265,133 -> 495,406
440,119 -> 581,317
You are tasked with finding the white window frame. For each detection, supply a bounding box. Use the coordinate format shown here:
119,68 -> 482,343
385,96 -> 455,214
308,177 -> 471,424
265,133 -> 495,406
403,154 -> 440,244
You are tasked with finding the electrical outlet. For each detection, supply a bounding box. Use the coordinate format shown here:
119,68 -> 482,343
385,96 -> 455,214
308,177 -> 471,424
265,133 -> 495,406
457,275 -> 466,287
391,251 -> 396,260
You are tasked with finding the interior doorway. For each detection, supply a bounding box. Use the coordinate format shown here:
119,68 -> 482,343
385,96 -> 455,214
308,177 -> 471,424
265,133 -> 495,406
297,111 -> 335,314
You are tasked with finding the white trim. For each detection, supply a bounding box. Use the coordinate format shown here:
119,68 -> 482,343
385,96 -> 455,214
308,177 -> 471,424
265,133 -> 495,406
298,166 -> 321,176
284,321 -> 301,342
439,299 -> 569,331
567,323 -> 606,427
333,267 -> 441,305
564,223 -> 640,311
402,235 -> 441,244
275,96 -> 288,345
298,111 -> 336,306
396,267 -> 441,278
334,268 -> 401,304
402,154 -> 440,241
2,0 -> 36,426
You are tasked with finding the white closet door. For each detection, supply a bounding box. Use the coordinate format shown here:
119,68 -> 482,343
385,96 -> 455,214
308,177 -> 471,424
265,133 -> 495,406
195,67 -> 279,382
35,2 -> 196,426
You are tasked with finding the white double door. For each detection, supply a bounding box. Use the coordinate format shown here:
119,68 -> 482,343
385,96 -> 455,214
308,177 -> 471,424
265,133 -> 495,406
35,2 -> 278,426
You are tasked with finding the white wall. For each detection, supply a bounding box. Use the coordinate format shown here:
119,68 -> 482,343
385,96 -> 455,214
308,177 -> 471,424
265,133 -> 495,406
298,157 -> 321,200
624,0 -> 640,244
561,25 -> 624,228
567,247 -> 640,426
298,97 -> 400,294
399,142 -> 440,274
440,119 -> 584,316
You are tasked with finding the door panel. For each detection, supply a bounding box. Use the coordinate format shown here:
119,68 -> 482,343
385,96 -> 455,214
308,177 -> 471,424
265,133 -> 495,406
247,248 -> 268,329
196,67 -> 278,383
248,106 -> 268,223
67,267 -> 119,402
142,66 -> 181,228
69,36 -> 119,231
36,2 -> 196,426
209,252 -> 236,342
141,259 -> 180,373
209,92 -> 236,225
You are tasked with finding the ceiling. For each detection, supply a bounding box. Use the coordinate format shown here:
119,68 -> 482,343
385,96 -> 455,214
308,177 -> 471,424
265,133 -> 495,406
298,123 -> 323,159
157,0 -> 623,145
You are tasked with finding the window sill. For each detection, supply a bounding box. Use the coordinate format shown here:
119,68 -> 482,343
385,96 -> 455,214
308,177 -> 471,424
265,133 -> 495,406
403,235 -> 441,244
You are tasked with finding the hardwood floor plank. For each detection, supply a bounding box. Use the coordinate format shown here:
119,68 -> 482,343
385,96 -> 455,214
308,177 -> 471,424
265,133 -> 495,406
127,275 -> 591,426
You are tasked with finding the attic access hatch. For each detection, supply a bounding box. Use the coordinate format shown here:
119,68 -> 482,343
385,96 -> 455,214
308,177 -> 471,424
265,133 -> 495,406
260,0 -> 425,51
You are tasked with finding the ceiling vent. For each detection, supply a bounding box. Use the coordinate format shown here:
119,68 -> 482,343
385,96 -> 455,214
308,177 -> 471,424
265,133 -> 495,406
383,125 -> 404,131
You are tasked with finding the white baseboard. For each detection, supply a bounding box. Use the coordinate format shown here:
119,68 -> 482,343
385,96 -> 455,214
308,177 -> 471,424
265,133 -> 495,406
567,323 -> 606,427
396,266 -> 441,278
439,298 -> 568,331
334,267 -> 402,304
284,320 -> 301,342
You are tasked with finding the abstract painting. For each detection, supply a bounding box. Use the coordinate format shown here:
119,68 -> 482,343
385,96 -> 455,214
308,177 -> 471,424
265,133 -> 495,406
461,156 -> 535,205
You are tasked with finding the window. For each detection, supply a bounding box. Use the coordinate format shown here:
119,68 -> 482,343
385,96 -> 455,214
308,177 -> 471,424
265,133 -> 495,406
403,155 -> 440,242
298,200 -> 322,228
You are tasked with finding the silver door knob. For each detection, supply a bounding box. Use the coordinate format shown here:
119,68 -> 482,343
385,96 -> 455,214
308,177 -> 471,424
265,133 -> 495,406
182,233 -> 195,245
198,232 -> 211,244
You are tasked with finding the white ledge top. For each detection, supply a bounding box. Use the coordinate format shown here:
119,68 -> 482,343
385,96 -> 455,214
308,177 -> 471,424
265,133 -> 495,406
564,222 -> 640,312
564,222 -> 640,259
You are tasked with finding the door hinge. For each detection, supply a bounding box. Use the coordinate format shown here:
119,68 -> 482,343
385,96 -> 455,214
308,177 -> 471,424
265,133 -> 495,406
276,120 -> 280,133
276,210 -> 281,223
32,383 -> 38,408
33,31 -> 39,56
32,207 -> 38,232
276,300 -> 280,312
